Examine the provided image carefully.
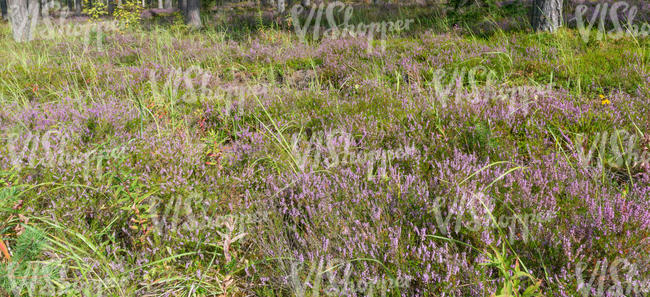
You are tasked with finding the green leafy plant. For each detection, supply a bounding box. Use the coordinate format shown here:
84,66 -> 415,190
82,0 -> 108,21
482,244 -> 543,297
170,12 -> 189,32
114,0 -> 143,30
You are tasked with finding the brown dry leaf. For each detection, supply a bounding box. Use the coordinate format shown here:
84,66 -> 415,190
221,275 -> 234,293
18,214 -> 28,224
14,224 -> 25,236
12,200 -> 23,210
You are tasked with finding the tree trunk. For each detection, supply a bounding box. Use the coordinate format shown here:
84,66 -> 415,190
157,0 -> 162,8
74,0 -> 80,15
531,0 -> 563,32
277,0 -> 284,13
1,0 -> 8,20
164,0 -> 171,9
7,0 -> 38,42
108,0 -> 114,14
179,0 -> 185,14
185,0 -> 200,28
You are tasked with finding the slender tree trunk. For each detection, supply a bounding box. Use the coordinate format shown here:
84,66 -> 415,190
164,0 -> 170,9
157,0 -> 161,8
185,0 -> 200,28
107,0 -> 114,14
179,0 -> 185,14
531,0 -> 563,32
1,0 -> 8,20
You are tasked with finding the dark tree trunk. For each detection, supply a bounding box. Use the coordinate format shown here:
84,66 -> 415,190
185,0 -> 200,28
179,0 -> 185,14
1,0 -> 7,20
262,0 -> 275,8
531,0 -> 563,32
108,0 -> 114,15
164,0 -> 171,9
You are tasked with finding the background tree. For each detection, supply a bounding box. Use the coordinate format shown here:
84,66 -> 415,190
185,0 -> 200,28
179,0 -> 185,13
164,0 -> 170,9
277,0 -> 284,13
7,0 -> 38,42
531,0 -> 563,32
1,0 -> 7,20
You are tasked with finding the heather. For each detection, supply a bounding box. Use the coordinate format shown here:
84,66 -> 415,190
0,1 -> 649,296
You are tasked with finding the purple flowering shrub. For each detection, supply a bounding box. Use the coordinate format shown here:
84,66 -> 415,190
1,2 -> 649,296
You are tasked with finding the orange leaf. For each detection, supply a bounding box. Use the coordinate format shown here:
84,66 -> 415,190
0,238 -> 11,261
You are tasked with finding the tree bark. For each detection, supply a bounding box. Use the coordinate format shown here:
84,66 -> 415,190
74,0 -> 80,15
164,0 -> 171,9
185,0 -> 200,28
7,0 -> 38,42
1,0 -> 8,20
262,0 -> 275,8
531,0 -> 563,32
108,0 -> 114,15
157,0 -> 162,8
277,0 -> 284,13
179,0 -> 185,14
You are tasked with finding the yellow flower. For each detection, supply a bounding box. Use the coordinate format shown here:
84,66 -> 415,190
600,95 -> 611,105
